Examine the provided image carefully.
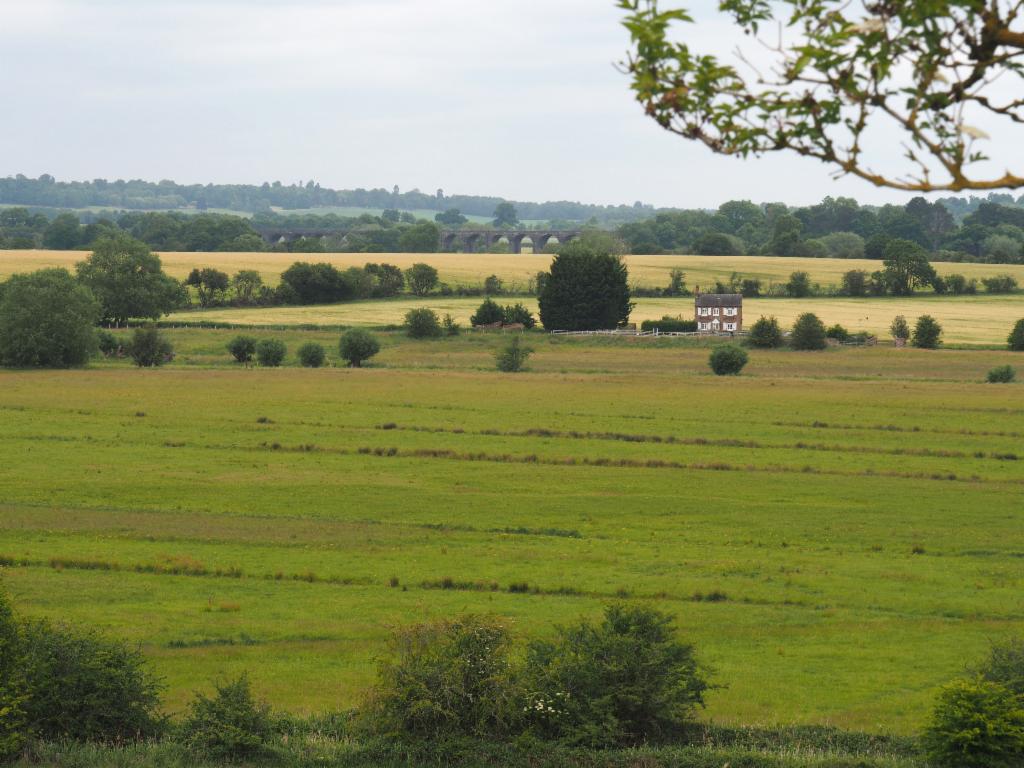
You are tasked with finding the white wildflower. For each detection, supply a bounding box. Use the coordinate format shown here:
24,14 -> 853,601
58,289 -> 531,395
847,18 -> 886,34
959,124 -> 990,140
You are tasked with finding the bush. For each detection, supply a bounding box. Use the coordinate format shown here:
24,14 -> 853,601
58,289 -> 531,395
890,315 -> 911,342
983,275 -> 1019,294
226,335 -> 257,364
826,324 -> 849,342
483,274 -> 503,295
976,637 -> 1024,695
1008,319 -> 1024,351
912,315 -> 943,349
785,271 -> 812,298
0,269 -> 100,368
640,317 -> 697,333
708,345 -> 748,376
96,329 -> 120,357
363,616 -> 519,739
747,316 -> 783,348
405,263 -> 439,296
127,325 -> 173,367
988,365 -> 1016,383
338,329 -> 380,367
0,590 -> 25,759
791,313 -> 827,350
522,604 -> 709,747
538,242 -> 633,331
495,336 -> 532,373
442,314 -> 460,336
471,298 -> 505,327
180,675 -> 278,762
404,308 -> 443,338
255,339 -> 286,367
297,342 -> 326,368
946,274 -> 978,295
841,270 -> 870,297
923,677 -> 1024,768
502,303 -> 536,329
279,262 -> 353,304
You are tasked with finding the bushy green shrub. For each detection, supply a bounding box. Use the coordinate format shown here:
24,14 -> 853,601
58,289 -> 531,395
443,314 -> 461,336
890,315 -> 911,342
522,604 -> 709,747
708,345 -> 748,376
502,303 -> 536,329
226,335 -> 256,364
1009,319 -> 1024,351
496,336 -> 532,372
471,298 -> 504,327
363,616 -> 519,739
338,329 -> 380,367
180,675 -> 278,762
127,326 -> 173,367
95,329 -> 120,357
255,339 -> 286,367
987,365 -> 1016,383
747,316 -> 784,348
982,275 -> 1019,294
912,315 -> 943,349
404,308 -> 443,338
639,317 -> 698,333
977,637 -> 1024,695
826,324 -> 849,342
791,313 -> 827,350
785,271 -> 812,298
923,677 -> 1024,768
297,342 -> 326,368
0,590 -> 26,759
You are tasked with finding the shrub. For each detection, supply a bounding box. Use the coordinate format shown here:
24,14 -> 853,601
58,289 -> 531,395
0,590 -> 25,759
442,313 -> 461,336
297,342 -> 326,368
640,317 -> 697,333
502,303 -> 536,329
983,275 -> 1019,294
483,274 -> 503,295
127,325 -> 173,367
946,274 -> 978,295
255,339 -> 286,367
522,604 -> 709,747
405,263 -> 439,296
785,271 -> 812,298
709,345 -> 748,376
791,313 -> 827,350
747,316 -> 784,348
826,324 -> 849,342
912,315 -> 943,349
96,329 -> 120,357
363,615 -> 519,739
180,675 -> 278,762
987,365 -> 1016,383
923,677 -> 1024,768
226,335 -> 257,364
841,270 -> 870,297
338,329 -> 380,367
404,308 -> 443,338
471,298 -> 505,327
279,262 -> 353,304
0,269 -> 100,368
890,315 -> 911,342
1009,319 -> 1024,351
977,637 -> 1024,695
496,336 -> 532,373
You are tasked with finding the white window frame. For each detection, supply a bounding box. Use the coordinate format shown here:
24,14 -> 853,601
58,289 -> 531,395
713,308 -> 720,316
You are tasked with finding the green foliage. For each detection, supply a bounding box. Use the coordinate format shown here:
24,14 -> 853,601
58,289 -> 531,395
923,677 -> 1024,768
987,365 -> 1016,384
339,329 -> 381,367
982,275 -> 1019,294
502,303 -> 536,329
945,274 -> 978,295
76,233 -> 182,323
976,638 -> 1024,696
890,315 -> 911,341
640,317 -> 697,333
1009,320 -> 1024,351
397,221 -> 440,253
0,269 -> 100,368
442,314 -> 461,336
471,298 -> 505,327
492,202 -> 519,228
364,263 -> 405,298
709,344 -> 748,376
881,240 -> 936,296
841,270 -> 870,297
826,324 -> 849,342
297,342 -> 326,368
95,329 -> 120,357
279,262 -> 353,304
791,313 -> 827,351
0,588 -> 26,759
522,604 -> 708,747
538,242 -> 633,331
911,315 -> 943,349
435,208 -> 468,227
405,264 -> 439,297
180,675 -> 278,762
495,336 -> 532,373
404,308 -> 443,339
483,275 -> 503,295
747,316 -> 784,348
186,268 -> 230,307
785,271 -> 812,298
127,326 -> 173,367
256,339 -> 287,367
226,335 -> 257,364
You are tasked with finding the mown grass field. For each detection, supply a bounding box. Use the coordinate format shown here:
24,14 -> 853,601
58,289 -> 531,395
1,331 -> 1023,735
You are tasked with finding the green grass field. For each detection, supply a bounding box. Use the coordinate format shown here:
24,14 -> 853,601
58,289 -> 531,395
1,331 -> 1023,734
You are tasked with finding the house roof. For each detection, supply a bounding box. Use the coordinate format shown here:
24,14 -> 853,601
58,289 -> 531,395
695,293 -> 742,307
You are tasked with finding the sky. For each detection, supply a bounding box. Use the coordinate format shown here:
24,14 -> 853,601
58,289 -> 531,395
0,0 -> 1018,210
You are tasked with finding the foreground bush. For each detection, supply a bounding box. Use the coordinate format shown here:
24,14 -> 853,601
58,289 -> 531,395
890,315 -> 911,343
256,338 -> 286,367
923,677 -> 1024,768
987,365 -> 1016,384
0,269 -> 100,368
180,675 -> 278,762
0,591 -> 25,759
495,336 -> 532,372
339,329 -> 380,367
471,298 -> 505,327
708,345 -> 748,376
127,325 -> 173,367
1009,319 -> 1024,351
747,316 -> 784,348
404,308 -> 443,339
226,335 -> 257,364
912,315 -> 943,349
791,313 -> 827,351
297,342 -> 326,368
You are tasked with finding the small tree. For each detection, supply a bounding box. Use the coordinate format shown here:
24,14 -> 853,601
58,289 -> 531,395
890,315 -> 911,343
405,263 -> 439,296
404,308 -> 443,339
538,241 -> 633,331
502,303 -> 536,329
127,326 -> 173,367
0,589 -> 26,759
297,342 -> 326,368
791,313 -> 827,351
180,675 -> 278,763
912,315 -> 943,349
483,274 -> 504,295
923,677 -> 1024,768
471,298 -> 505,327
226,335 -> 257,364
826,324 -> 849,342
339,329 -> 380,367
255,339 -> 286,367
709,345 -> 748,376
881,239 -> 936,295
76,233 -> 182,323
495,336 -> 532,373
1009,320 -> 1024,352
442,314 -> 460,336
841,270 -> 870,297
983,275 -> 1019,295
747,316 -> 783,349
988,366 -> 1016,384
785,271 -> 812,298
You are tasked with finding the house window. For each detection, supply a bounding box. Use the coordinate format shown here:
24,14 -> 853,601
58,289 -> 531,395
713,308 -> 720,316
725,322 -> 736,331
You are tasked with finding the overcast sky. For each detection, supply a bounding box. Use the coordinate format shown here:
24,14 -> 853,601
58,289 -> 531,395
0,0 -> 1016,209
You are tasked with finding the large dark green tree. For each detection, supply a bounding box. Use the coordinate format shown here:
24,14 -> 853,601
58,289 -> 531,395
397,221 -> 440,253
492,202 -> 519,228
76,234 -> 182,323
881,239 -> 937,295
0,269 -> 100,368
538,241 -> 633,330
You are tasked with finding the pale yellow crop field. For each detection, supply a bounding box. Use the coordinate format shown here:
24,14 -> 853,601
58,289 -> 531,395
5,249 -> 1024,290
165,294 -> 1024,345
